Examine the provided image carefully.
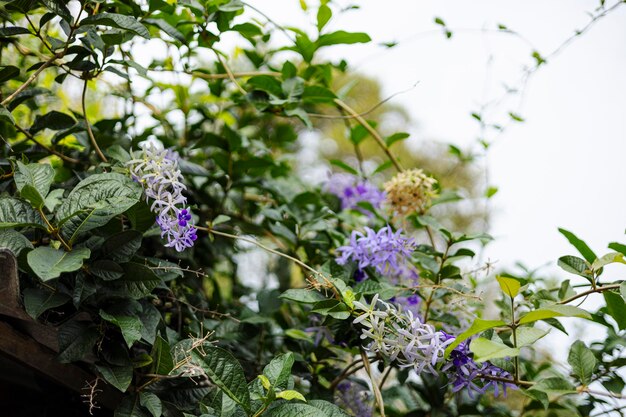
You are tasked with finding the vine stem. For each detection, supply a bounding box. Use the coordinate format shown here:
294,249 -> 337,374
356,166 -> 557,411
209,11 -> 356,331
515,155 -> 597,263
557,284 -> 621,306
212,49 -> 247,96
81,79 -> 108,163
360,349 -> 386,417
14,124 -> 79,164
333,98 -> 403,172
197,226 -> 328,283
1,54 -> 59,107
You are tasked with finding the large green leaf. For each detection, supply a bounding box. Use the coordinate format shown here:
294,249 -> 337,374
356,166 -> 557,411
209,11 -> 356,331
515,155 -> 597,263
100,309 -> 143,347
14,161 -> 55,209
57,320 -> 99,363
567,340 -> 596,385
150,336 -> 174,376
29,111 -> 75,133
0,229 -> 33,255
265,402 -> 346,417
604,290 -> 626,330
518,304 -> 591,324
80,13 -> 151,39
173,341 -> 251,412
444,317 -> 507,357
262,352 -> 294,391
23,287 -> 70,319
280,288 -> 326,304
470,337 -> 520,362
0,197 -> 46,229
56,173 -> 142,243
27,246 -> 91,281
307,400 -> 351,417
558,228 -> 597,264
557,255 -> 593,280
97,364 -> 133,392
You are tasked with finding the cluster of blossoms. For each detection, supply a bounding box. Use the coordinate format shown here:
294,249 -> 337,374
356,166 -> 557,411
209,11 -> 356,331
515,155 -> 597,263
336,226 -> 416,276
335,380 -> 373,417
353,294 -> 453,375
325,173 -> 386,213
127,144 -> 197,252
384,168 -> 438,215
441,335 -> 516,398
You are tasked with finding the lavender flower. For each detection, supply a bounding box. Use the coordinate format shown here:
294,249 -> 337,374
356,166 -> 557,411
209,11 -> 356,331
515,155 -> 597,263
335,380 -> 373,417
305,315 -> 334,346
127,143 -> 197,252
353,294 -> 452,375
336,227 -> 416,276
325,173 -> 385,213
390,294 -> 421,316
441,336 -> 516,398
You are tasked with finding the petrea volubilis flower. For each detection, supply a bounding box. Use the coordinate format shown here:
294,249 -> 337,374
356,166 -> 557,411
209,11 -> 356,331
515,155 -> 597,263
441,335 -> 516,398
127,143 -> 197,252
325,173 -> 385,213
353,294 -> 452,375
336,226 -> 416,276
335,380 -> 373,417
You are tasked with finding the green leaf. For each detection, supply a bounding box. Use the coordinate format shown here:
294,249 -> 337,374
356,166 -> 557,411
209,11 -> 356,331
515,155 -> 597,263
58,320 -> 99,363
139,392 -> 162,417
329,159 -> 358,175
100,310 -> 143,347
0,27 -> 31,37
115,395 -> 150,417
27,247 -> 91,281
0,66 -> 20,83
592,252 -> 626,270
444,317 -> 507,357
513,326 -> 550,347
262,352 -> 294,391
0,105 -> 15,124
621,281 -> 626,303
301,85 -> 336,104
80,13 -> 151,39
604,290 -> 626,330
317,4 -> 332,31
385,132 -> 410,147
29,111 -> 75,133
144,18 -> 186,43
496,276 -> 520,298
14,161 -> 55,209
0,229 -> 33,255
102,230 -> 143,263
90,260 -> 124,281
265,402 -> 343,417
0,197 -> 46,229
56,173 -> 142,243
307,400 -> 350,417
97,364 -> 133,392
567,340 -> 596,385
523,388 -> 549,409
113,263 -> 161,299
151,335 -> 174,375
532,377 -> 576,394
173,341 -> 251,412
247,75 -> 283,97
311,299 -> 350,320
280,289 -> 326,304
557,255 -> 593,280
44,189 -> 65,212
558,228 -> 597,264
608,241 -> 626,256
317,31 -> 371,47
470,337 -> 520,362
518,304 -> 591,325
23,287 -> 70,319
276,390 -> 306,402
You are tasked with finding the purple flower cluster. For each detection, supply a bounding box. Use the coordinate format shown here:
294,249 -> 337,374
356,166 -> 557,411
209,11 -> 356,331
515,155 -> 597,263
390,294 -> 421,316
441,336 -> 516,398
335,381 -> 373,417
128,144 -> 197,252
336,227 -> 416,276
325,173 -> 386,213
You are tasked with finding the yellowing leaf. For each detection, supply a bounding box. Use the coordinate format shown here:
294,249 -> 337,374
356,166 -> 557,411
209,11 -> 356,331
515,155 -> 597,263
276,390 -> 306,402
496,276 -> 521,298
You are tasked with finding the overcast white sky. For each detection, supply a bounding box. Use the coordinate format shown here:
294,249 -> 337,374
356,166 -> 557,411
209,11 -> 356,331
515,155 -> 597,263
252,0 -> 626,274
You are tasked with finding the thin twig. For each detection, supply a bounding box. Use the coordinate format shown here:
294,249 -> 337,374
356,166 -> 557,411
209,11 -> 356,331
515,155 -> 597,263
1,53 -> 59,107
361,349 -> 386,417
13,124 -> 79,164
81,79 -> 108,163
212,49 -> 247,96
334,98 -> 403,172
558,284 -> 620,306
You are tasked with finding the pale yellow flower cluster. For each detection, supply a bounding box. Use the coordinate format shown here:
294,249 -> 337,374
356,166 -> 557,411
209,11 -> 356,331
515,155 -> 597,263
384,169 -> 437,215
